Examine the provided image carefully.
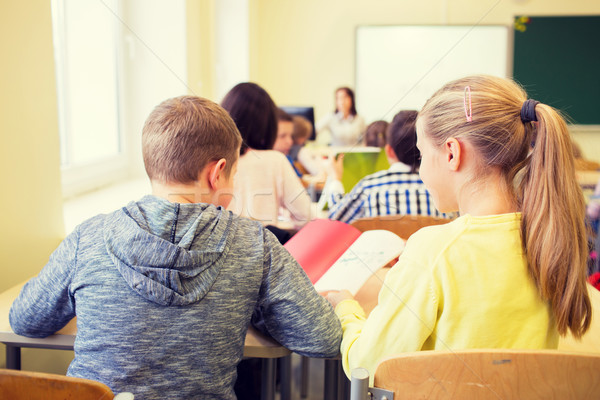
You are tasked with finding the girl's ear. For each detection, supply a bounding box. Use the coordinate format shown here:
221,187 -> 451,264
445,137 -> 462,171
208,159 -> 227,190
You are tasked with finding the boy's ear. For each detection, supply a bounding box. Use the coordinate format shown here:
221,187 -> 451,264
445,137 -> 462,171
207,159 -> 227,190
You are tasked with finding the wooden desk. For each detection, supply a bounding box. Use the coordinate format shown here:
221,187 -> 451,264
0,282 -> 291,400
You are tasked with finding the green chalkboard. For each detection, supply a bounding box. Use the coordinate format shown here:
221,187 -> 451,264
513,16 -> 600,125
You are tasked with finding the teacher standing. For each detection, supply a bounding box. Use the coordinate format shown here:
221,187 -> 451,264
317,87 -> 366,147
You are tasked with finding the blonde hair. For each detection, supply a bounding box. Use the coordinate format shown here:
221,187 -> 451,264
418,75 -> 591,338
292,115 -> 313,143
143,96 -> 242,184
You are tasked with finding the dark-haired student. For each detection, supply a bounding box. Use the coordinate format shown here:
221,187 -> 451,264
274,108 -> 303,177
223,82 -> 313,229
364,120 -> 389,148
327,110 -> 446,224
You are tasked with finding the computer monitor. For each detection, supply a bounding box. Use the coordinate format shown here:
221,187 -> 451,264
280,106 -> 316,140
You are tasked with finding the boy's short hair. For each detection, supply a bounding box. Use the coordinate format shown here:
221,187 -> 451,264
142,95 -> 242,184
387,110 -> 420,171
292,115 -> 313,143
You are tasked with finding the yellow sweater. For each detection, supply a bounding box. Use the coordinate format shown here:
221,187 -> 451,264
336,213 -> 558,379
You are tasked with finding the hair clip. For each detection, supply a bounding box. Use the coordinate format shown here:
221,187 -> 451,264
464,86 -> 472,122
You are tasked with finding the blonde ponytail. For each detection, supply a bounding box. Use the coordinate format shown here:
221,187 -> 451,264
518,104 -> 591,337
419,75 -> 591,337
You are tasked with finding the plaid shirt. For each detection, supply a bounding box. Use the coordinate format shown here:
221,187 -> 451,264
327,162 -> 445,224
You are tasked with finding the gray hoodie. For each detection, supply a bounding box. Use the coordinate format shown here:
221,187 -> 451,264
10,195 -> 341,399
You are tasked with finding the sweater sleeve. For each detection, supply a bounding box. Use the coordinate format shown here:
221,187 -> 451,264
335,254 -> 438,381
9,228 -> 79,338
255,229 -> 342,358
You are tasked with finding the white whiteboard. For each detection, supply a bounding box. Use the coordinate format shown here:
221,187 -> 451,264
355,25 -> 510,124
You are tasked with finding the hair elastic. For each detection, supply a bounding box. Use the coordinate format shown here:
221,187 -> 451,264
520,99 -> 540,123
463,86 -> 472,122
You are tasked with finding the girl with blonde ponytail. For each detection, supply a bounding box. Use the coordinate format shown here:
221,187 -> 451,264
326,75 -> 591,380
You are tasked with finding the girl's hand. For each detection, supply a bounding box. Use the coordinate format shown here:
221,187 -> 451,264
323,289 -> 354,308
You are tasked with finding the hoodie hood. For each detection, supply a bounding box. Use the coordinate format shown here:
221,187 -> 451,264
104,195 -> 238,306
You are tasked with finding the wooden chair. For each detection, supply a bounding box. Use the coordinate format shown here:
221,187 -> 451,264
350,214 -> 451,240
0,369 -> 134,399
350,349 -> 600,400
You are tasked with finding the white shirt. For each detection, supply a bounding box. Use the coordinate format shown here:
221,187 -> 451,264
227,149 -> 313,228
317,112 -> 366,147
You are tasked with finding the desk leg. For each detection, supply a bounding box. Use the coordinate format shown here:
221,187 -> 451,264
324,359 -> 338,400
260,358 -> 276,400
6,345 -> 21,370
337,360 -> 349,400
300,355 -> 309,398
279,355 -> 292,400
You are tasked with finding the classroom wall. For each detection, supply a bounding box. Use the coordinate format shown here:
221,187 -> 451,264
247,0 -> 600,161
121,0 -> 189,180
187,0 -> 216,99
0,0 -> 72,372
0,2 -> 64,294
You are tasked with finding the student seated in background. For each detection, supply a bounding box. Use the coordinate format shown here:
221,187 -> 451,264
290,115 -> 326,178
364,120 -> 388,147
327,110 -> 446,224
222,82 -> 313,229
273,108 -> 302,177
9,96 -> 342,400
327,75 -> 591,381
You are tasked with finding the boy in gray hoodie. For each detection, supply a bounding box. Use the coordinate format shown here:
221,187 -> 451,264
9,96 -> 342,399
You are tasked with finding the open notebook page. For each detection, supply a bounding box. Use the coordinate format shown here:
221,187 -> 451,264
284,219 -> 361,283
314,230 -> 406,295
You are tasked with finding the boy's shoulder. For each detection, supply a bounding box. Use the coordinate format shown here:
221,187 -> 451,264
72,211 -> 115,233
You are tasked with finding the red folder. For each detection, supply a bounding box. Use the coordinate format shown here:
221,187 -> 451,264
284,219 -> 361,284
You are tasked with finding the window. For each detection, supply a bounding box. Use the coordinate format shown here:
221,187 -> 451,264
52,0 -> 190,201
52,0 -> 126,198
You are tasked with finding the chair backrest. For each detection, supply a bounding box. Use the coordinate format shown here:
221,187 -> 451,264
372,349 -> 600,399
0,369 -> 133,400
350,215 -> 450,240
